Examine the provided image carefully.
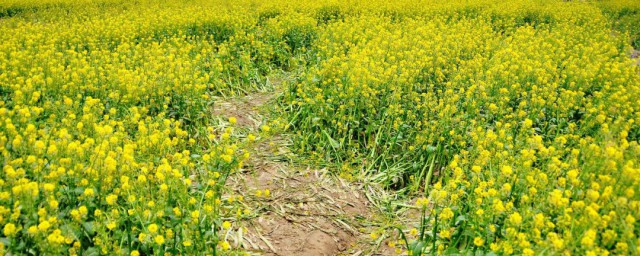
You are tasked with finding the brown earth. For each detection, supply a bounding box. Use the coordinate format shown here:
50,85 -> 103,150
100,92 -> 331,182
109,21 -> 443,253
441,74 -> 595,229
632,49 -> 640,66
227,134 -> 376,256
212,92 -> 275,129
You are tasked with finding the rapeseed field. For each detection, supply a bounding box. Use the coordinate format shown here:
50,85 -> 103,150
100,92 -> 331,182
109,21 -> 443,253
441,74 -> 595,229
1,0 -> 639,255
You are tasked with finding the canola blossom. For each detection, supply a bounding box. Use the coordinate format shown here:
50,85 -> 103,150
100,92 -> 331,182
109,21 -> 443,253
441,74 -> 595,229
1,0 -> 639,255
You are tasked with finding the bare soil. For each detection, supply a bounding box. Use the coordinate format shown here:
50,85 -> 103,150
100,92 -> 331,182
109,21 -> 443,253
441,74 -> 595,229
631,49 -> 640,66
228,135 -> 375,256
212,92 -> 275,129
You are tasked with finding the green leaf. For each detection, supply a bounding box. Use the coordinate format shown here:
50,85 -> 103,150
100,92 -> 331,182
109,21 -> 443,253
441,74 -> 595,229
322,130 -> 340,149
15,240 -> 26,250
73,187 -> 85,195
410,241 -> 424,256
455,215 -> 467,225
83,247 -> 100,256
82,221 -> 96,235
0,238 -> 10,247
61,223 -> 83,238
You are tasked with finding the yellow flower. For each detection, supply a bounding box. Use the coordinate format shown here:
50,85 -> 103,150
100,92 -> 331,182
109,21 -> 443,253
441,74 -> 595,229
138,233 -> 148,242
38,221 -> 51,232
219,241 -> 230,250
440,229 -> 451,239
415,197 -> 429,207
3,223 -> 17,236
222,221 -> 232,229
130,250 -> 140,256
501,165 -> 513,176
440,207 -> 454,220
71,209 -> 80,220
78,206 -> 88,216
83,188 -> 95,197
46,229 -> 65,244
581,229 -> 596,247
49,199 -> 59,209
625,215 -> 636,225
106,221 -> 117,230
43,183 -> 55,192
173,207 -> 182,216
474,237 -> 484,247
27,225 -> 38,235
106,194 -> 118,205
154,235 -> 165,245
523,248 -> 534,256
148,224 -> 158,234
616,242 -> 628,253
508,212 -> 523,226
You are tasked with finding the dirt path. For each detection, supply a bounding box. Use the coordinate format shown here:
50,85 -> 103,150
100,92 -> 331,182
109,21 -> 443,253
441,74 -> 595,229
212,77 -> 389,255
229,138 -> 373,256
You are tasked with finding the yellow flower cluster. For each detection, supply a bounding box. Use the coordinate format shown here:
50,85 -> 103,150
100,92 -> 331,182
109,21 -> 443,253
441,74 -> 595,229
281,0 -> 640,255
0,0 -> 285,254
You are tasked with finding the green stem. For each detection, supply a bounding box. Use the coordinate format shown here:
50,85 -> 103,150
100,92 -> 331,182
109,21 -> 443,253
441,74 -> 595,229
424,152 -> 437,197
432,211 -> 438,255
